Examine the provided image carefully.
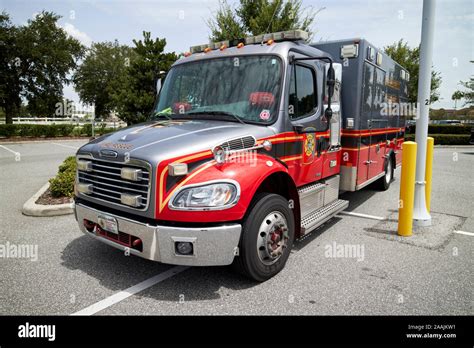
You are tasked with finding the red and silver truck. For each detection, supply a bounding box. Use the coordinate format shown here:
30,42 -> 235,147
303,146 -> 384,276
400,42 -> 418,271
74,30 -> 408,281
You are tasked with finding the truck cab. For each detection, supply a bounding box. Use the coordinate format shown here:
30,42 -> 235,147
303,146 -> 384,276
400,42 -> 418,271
74,31 -> 405,281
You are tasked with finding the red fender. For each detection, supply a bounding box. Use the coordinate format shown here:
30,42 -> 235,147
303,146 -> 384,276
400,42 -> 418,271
156,153 -> 292,223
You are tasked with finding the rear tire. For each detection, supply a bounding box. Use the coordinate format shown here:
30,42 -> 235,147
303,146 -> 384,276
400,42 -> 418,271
377,157 -> 394,190
233,193 -> 295,282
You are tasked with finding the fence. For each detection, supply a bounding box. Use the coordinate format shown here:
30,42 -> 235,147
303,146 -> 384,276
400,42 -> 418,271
0,117 -> 127,129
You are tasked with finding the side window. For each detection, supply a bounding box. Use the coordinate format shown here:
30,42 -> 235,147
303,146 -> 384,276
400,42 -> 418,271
289,64 -> 317,119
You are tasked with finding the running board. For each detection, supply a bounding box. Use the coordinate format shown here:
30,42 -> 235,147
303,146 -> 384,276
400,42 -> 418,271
300,199 -> 349,235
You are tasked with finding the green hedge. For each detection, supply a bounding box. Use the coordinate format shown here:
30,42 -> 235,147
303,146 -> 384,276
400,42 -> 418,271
49,156 -> 76,198
404,134 -> 471,145
0,124 -> 119,138
406,124 -> 472,135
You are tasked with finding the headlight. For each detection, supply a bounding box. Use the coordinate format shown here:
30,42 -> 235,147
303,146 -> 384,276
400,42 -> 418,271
170,181 -> 240,210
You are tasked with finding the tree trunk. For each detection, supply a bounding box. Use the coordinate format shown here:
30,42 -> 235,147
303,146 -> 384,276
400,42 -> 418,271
5,104 -> 14,124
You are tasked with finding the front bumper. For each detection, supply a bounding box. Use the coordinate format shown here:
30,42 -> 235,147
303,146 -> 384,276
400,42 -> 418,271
75,203 -> 242,266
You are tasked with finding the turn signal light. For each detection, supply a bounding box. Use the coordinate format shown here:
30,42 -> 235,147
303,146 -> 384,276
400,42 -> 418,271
168,163 -> 188,176
77,160 -> 92,172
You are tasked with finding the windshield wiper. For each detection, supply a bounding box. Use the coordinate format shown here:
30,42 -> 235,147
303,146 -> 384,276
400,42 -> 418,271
186,111 -> 246,125
150,111 -> 173,121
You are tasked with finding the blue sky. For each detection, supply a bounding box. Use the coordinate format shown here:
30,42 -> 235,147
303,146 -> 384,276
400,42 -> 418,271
2,0 -> 473,109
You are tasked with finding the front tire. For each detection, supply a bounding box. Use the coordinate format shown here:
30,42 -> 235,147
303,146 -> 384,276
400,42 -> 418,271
377,157 -> 394,190
233,193 -> 295,282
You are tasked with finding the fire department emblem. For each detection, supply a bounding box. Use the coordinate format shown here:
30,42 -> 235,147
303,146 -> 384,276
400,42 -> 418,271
304,134 -> 315,157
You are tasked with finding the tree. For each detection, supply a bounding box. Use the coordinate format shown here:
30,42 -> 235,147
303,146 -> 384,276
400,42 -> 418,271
0,12 -> 21,122
384,39 -> 442,104
74,41 -> 134,119
0,11 -> 85,123
451,90 -> 464,109
207,0 -> 321,42
454,61 -> 474,107
111,32 -> 177,124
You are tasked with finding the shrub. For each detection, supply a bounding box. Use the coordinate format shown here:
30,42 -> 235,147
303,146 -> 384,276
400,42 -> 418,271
81,123 -> 92,136
429,125 -> 471,135
406,124 -> 472,135
404,134 -> 470,145
49,156 -> 77,198
71,126 -> 83,137
0,124 -> 85,138
0,124 -> 17,137
99,127 -> 118,135
55,124 -> 75,137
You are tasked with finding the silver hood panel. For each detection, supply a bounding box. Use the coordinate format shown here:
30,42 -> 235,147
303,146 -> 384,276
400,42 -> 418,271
79,119 -> 275,164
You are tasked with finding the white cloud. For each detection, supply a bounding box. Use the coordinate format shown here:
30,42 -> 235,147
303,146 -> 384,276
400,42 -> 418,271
61,22 -> 93,47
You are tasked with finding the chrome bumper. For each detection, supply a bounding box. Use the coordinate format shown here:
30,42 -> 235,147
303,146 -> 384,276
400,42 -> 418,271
74,203 -> 242,266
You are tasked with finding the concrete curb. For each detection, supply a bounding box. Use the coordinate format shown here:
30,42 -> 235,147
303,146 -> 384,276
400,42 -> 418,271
22,182 -> 74,217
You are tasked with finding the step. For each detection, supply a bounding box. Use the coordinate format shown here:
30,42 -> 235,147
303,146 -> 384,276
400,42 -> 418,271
297,182 -> 326,198
300,199 -> 349,235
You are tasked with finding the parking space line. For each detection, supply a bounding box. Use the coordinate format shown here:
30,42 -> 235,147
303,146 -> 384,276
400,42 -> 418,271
0,144 -> 21,160
51,142 -> 79,150
454,230 -> 474,237
71,266 -> 189,316
338,211 -> 386,221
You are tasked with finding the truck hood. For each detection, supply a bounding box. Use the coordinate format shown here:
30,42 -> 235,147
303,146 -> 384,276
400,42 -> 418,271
78,119 -> 276,163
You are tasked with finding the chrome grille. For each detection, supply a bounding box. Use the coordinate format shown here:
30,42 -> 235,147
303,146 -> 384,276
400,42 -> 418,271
77,157 -> 150,210
220,136 -> 256,151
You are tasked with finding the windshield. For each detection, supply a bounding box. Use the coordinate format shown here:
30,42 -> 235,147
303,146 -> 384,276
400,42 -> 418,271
154,55 -> 282,124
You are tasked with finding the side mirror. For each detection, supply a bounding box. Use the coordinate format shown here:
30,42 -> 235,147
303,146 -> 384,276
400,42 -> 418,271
327,65 -> 335,100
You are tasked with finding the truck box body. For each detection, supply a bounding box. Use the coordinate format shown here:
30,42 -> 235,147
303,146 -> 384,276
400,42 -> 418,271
312,39 -> 408,190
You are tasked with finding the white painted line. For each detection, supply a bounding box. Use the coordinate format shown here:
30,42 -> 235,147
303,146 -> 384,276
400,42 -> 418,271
338,211 -> 386,221
51,142 -> 79,150
454,230 -> 474,237
0,144 -> 19,155
71,266 -> 188,316
0,144 -> 21,160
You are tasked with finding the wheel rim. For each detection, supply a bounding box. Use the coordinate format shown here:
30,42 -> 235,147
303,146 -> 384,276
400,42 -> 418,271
256,211 -> 289,265
385,160 -> 392,184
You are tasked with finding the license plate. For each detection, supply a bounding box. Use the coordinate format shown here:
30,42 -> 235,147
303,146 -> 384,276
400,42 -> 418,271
97,214 -> 118,234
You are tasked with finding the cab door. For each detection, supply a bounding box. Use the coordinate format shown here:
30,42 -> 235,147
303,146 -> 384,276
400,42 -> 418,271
286,60 -> 325,187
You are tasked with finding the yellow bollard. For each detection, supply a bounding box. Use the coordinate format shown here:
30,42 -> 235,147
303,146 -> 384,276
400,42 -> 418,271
425,137 -> 434,212
398,141 -> 417,236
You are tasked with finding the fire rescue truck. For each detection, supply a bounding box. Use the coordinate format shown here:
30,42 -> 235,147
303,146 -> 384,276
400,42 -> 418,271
74,30 -> 408,281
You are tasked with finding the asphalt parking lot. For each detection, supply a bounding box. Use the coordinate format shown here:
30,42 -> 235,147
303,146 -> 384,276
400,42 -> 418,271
0,140 -> 472,315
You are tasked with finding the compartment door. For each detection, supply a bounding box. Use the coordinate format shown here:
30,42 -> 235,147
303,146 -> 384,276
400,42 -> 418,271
367,67 -> 387,180
357,63 -> 375,185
